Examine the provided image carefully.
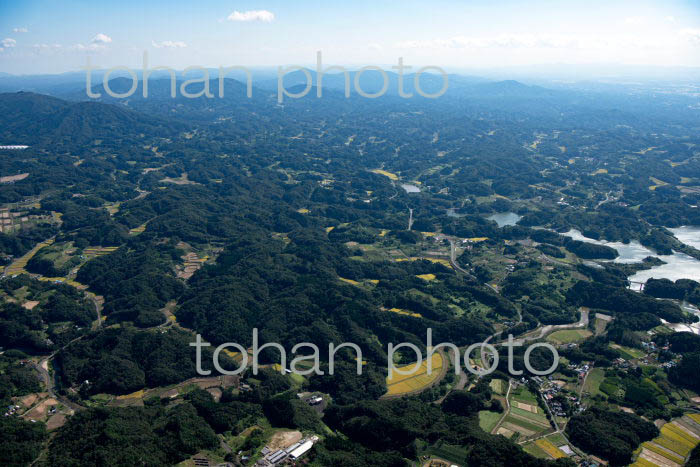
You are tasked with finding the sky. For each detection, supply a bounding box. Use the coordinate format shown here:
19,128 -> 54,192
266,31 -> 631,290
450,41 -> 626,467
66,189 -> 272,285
1,0 -> 699,75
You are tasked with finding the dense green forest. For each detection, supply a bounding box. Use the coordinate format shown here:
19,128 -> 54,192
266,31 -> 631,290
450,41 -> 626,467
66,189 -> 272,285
0,70 -> 699,466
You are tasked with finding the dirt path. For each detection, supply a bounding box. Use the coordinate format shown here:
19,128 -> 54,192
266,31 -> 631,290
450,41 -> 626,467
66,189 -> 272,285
491,379 -> 512,434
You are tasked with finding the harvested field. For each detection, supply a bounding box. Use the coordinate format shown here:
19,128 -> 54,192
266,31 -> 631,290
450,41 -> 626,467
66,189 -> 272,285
496,426 -> 515,438
46,413 -> 67,430
23,397 -> 57,421
267,430 -> 302,451
0,173 -> 29,183
515,401 -> 538,413
501,421 -> 535,437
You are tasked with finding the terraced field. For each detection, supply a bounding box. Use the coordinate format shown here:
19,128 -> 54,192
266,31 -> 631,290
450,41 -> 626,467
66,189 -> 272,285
384,351 -> 445,397
4,238 -> 54,275
631,414 -> 700,467
493,386 -> 552,440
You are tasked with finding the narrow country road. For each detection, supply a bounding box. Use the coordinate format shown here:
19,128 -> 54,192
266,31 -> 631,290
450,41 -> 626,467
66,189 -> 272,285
509,308 -> 589,346
491,379 -> 512,434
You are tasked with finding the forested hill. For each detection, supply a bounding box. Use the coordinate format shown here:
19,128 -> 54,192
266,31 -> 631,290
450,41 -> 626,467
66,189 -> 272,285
0,91 -> 182,148
0,70 -> 699,466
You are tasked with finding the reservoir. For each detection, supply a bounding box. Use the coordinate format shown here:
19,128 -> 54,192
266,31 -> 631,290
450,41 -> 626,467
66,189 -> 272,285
487,212 -> 522,227
561,228 -> 700,287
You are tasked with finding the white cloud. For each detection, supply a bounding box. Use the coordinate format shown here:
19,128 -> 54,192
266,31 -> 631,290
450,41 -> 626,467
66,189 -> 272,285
151,40 -> 187,49
1,38 -> 17,48
91,33 -> 112,44
32,43 -> 62,50
227,10 -> 274,22
13,27 -> 28,33
396,34 -> 582,50
665,16 -> 676,23
73,33 -> 112,52
394,33 -> 680,51
624,16 -> 648,26
368,43 -> 382,51
680,28 -> 700,45
73,43 -> 105,51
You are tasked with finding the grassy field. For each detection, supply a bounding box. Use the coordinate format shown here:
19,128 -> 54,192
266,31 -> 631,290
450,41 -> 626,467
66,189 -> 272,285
489,378 -> 506,395
610,343 -> 646,360
422,442 -> 469,466
478,410 -> 502,433
582,368 -> 605,397
547,329 -> 592,344
502,415 -> 551,436
510,386 -> 539,404
510,406 -> 548,424
523,441 -> 551,459
385,351 -> 444,396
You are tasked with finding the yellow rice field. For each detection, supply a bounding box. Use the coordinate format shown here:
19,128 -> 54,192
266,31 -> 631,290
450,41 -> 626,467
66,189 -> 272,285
388,308 -> 422,318
534,439 -> 565,459
416,273 -> 436,281
4,238 -> 55,276
371,169 -> 399,181
117,389 -> 145,400
385,352 -> 444,396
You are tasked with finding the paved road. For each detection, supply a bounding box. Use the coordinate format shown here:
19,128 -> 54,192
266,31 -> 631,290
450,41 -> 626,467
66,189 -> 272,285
34,338 -> 85,413
509,308 -> 589,346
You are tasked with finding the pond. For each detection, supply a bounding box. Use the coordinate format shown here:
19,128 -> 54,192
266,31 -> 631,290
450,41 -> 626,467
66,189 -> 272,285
487,212 -> 522,227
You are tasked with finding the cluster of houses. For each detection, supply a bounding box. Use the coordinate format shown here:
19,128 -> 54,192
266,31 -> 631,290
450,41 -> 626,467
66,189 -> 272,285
4,404 -> 21,417
257,436 -> 318,466
563,362 -> 591,382
612,357 -> 633,369
534,376 -> 583,417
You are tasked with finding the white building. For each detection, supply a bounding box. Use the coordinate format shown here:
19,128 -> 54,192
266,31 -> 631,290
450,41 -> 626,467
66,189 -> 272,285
288,440 -> 313,460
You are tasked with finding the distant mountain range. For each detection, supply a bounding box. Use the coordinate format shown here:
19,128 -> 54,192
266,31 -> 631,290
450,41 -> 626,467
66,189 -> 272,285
0,91 -> 182,147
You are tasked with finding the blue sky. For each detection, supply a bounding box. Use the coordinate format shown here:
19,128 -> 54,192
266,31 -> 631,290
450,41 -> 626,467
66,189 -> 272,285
1,0 -> 699,74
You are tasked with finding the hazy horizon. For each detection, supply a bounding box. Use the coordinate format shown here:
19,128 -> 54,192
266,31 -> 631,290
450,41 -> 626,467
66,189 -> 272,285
1,0 -> 699,75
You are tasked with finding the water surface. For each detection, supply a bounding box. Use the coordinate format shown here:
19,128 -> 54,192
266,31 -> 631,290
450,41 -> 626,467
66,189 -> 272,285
487,212 -> 522,227
561,229 -> 700,286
